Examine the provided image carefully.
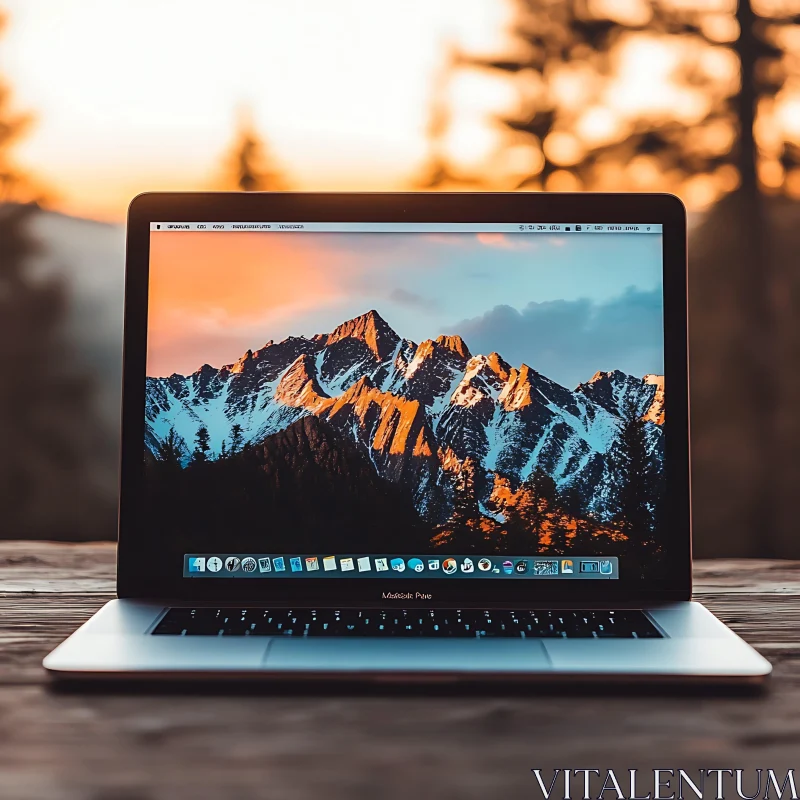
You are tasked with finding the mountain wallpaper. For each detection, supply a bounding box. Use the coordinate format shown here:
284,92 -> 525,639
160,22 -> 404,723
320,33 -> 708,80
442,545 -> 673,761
144,231 -> 666,570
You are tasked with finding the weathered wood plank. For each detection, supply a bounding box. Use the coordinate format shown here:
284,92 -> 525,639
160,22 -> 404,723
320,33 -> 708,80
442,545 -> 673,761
2,676 -> 800,800
0,543 -> 799,800
0,541 -> 115,594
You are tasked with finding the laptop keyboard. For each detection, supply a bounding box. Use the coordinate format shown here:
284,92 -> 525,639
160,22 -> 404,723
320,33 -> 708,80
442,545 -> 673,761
152,608 -> 662,639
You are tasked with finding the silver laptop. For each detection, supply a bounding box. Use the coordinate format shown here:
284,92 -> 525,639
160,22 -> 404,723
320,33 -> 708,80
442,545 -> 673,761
44,192 -> 771,684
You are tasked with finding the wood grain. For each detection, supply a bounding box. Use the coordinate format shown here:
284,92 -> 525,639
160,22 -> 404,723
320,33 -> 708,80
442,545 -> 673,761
1,542 -> 800,800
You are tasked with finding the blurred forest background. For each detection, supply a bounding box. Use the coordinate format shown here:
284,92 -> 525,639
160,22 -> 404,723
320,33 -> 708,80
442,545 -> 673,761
0,0 -> 797,557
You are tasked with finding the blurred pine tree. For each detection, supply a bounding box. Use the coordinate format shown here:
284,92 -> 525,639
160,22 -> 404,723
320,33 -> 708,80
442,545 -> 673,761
0,11 -> 114,540
221,109 -> 287,192
422,0 -> 754,199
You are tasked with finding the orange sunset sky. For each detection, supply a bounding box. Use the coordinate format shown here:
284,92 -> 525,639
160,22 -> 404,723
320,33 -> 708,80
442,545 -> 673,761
146,229 -> 664,389
147,232 -> 365,375
3,0 -> 516,221
5,0 -> 773,219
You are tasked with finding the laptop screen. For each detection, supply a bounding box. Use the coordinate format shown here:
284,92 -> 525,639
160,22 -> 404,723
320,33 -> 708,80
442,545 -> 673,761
145,221 -> 664,583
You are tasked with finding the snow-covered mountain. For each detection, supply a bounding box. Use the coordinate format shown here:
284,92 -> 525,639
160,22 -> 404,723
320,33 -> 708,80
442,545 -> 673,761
145,310 -> 664,521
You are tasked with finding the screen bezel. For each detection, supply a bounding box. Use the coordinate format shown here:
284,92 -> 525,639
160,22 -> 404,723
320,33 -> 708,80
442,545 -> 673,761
119,192 -> 691,604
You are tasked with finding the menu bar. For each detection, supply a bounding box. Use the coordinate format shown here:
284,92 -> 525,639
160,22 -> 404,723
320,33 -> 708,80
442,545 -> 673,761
151,222 -> 662,234
184,554 -> 619,580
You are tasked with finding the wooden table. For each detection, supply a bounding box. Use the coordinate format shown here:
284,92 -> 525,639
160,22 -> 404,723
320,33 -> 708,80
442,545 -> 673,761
2,542 -> 799,800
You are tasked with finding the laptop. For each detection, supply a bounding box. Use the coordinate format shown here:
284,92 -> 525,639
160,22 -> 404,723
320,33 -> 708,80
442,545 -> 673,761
43,192 -> 771,684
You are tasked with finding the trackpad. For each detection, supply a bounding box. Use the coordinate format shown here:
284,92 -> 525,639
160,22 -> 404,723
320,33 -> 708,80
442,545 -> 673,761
265,638 -> 549,674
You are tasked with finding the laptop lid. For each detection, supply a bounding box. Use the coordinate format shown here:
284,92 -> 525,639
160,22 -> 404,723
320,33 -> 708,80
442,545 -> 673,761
119,192 -> 690,605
